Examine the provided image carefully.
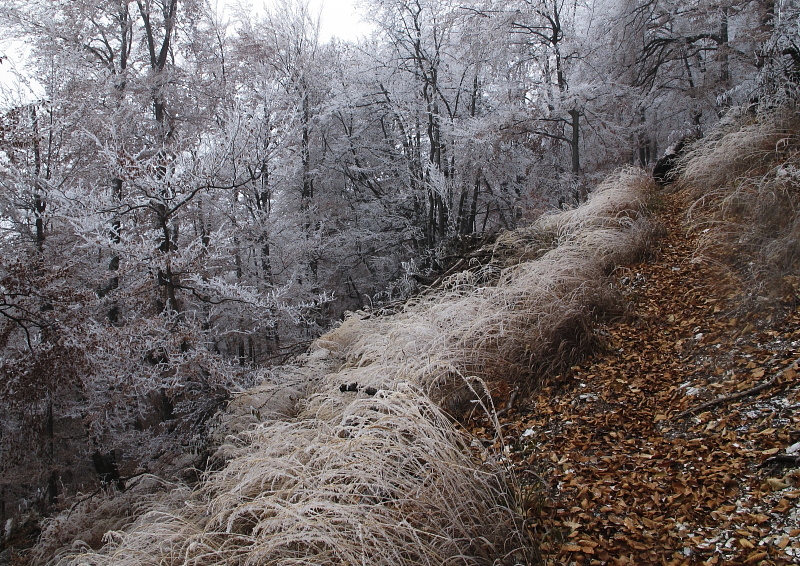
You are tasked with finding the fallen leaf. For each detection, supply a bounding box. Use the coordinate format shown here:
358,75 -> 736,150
773,499 -> 791,513
745,551 -> 768,563
766,478 -> 790,491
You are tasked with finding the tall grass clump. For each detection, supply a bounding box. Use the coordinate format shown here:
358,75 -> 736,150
38,167 -> 656,566
29,477 -> 192,566
321,167 -> 658,410
53,385 -> 526,566
678,106 -> 800,297
43,346 -> 530,565
491,168 -> 654,266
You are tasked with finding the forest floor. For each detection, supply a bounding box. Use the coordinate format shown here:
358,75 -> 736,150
468,189 -> 800,565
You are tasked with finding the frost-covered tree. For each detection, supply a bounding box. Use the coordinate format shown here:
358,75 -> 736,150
351,0 -> 548,265
0,0 -> 322,520
601,0 -> 768,152
754,0 -> 800,104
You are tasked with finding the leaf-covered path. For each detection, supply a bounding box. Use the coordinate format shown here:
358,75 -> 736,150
472,190 -> 800,565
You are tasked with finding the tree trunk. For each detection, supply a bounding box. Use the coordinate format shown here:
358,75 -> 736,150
568,108 -> 580,176
301,92 -> 313,210
468,174 -> 481,234
638,110 -> 651,166
45,395 -> 57,506
427,191 -> 436,249
154,203 -> 180,313
436,193 -> 447,241
719,6 -> 730,88
103,178 -> 123,321
30,106 -> 45,253
456,185 -> 468,235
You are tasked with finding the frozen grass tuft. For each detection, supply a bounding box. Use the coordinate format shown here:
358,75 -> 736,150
680,107 -> 794,193
31,476 -> 192,566
492,168 -> 655,266
678,106 -> 800,297
54,387 -> 527,566
42,167 -> 656,566
322,167 -> 658,409
199,386 -> 519,565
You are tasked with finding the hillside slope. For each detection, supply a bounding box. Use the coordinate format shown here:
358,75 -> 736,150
23,167 -> 658,566
19,108 -> 800,566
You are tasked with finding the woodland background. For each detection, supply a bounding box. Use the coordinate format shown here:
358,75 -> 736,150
0,0 -> 797,545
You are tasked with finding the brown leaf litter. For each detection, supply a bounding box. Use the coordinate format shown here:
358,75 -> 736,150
467,189 -> 800,565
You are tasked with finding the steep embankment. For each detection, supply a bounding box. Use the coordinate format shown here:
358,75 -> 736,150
28,170 -> 656,566
29,108 -> 800,566
471,111 -> 800,565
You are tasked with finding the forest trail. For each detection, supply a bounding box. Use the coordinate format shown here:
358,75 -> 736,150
470,189 -> 800,565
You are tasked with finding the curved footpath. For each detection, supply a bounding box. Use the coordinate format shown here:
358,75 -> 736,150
471,189 -> 800,565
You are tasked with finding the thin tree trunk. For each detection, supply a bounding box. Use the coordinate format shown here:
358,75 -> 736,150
719,6 -> 730,87
30,106 -> 45,254
301,92 -> 313,210
456,185 -> 468,235
155,204 -> 180,313
638,110 -> 651,166
467,173 -> 481,235
45,394 -> 57,506
568,108 -> 580,176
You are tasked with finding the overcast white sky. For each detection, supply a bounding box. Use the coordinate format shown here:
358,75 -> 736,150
0,0 -> 372,103
305,0 -> 374,42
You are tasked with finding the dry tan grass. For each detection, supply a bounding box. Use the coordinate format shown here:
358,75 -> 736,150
321,168 -> 658,408
31,477 -> 192,566
41,167 -> 656,566
678,107 -> 800,296
680,108 -> 796,194
491,168 -> 655,269
533,168 -> 653,238
53,387 -> 526,566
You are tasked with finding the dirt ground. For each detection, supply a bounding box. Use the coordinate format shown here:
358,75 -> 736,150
469,189 -> 800,565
